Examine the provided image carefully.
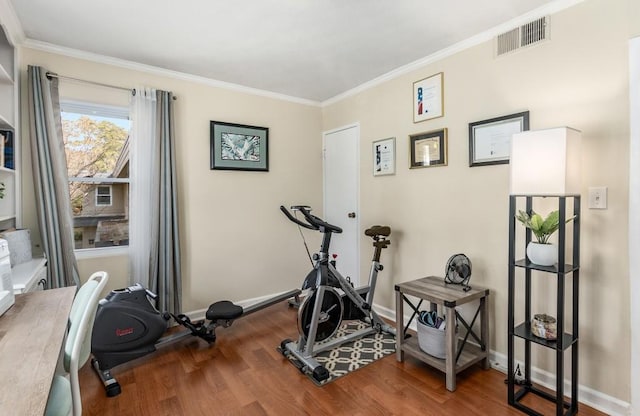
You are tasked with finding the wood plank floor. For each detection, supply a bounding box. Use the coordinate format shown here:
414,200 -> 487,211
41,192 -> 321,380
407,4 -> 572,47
80,303 -> 607,415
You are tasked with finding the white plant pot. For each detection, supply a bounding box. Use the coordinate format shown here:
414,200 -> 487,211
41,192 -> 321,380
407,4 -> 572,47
526,242 -> 557,266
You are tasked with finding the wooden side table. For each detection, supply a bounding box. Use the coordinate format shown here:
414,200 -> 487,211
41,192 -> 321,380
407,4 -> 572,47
395,276 -> 490,391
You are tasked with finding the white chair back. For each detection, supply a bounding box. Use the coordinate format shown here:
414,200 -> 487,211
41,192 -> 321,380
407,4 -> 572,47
67,271 -> 109,416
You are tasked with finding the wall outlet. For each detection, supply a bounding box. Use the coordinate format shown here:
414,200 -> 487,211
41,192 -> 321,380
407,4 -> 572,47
588,187 -> 607,209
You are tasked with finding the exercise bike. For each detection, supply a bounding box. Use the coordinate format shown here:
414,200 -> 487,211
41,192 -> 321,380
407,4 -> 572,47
278,205 -> 394,382
91,283 -> 300,396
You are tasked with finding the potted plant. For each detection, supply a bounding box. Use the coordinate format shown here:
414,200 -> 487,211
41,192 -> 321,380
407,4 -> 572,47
516,210 -> 575,266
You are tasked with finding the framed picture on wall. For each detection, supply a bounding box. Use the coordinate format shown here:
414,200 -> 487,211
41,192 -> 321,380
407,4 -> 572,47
373,137 -> 396,176
468,111 -> 529,167
410,128 -> 447,168
210,121 -> 269,171
413,72 -> 444,123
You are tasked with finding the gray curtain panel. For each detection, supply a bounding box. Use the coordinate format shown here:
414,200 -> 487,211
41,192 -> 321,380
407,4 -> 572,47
26,66 -> 80,288
150,90 -> 182,315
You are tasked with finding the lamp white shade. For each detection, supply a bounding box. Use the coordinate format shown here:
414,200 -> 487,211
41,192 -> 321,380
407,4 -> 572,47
509,127 -> 581,195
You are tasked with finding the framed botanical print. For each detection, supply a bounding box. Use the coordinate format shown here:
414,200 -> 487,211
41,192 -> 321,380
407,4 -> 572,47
210,121 -> 269,171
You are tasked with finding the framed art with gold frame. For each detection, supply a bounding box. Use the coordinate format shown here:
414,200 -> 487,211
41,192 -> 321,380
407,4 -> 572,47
413,72 -> 444,123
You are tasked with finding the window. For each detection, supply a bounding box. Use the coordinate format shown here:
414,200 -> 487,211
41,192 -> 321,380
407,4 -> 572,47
95,185 -> 112,206
61,100 -> 131,250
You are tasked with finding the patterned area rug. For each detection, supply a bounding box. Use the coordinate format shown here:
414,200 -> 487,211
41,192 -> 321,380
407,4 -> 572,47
283,321 -> 396,386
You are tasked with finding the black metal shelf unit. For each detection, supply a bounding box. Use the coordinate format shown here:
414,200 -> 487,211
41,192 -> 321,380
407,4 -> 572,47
507,194 -> 580,416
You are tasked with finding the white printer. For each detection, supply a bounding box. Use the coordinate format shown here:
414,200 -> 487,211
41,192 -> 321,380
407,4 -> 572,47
0,238 -> 14,316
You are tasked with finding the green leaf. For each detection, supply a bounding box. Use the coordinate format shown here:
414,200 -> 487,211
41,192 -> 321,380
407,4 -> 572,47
515,208 -> 575,244
515,210 -> 531,227
541,210 -> 559,234
530,213 -> 544,231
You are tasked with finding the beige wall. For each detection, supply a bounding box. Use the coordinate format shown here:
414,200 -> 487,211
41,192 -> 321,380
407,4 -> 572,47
19,48 -> 324,310
76,253 -> 129,294
633,0 -> 640,37
14,0 -> 634,405
322,0 -> 630,402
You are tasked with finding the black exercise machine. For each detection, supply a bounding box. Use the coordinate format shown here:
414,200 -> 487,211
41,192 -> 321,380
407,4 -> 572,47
278,205 -> 394,382
91,284 -> 300,396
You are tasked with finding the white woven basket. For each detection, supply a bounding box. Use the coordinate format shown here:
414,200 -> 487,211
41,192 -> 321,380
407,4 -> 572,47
417,319 -> 456,359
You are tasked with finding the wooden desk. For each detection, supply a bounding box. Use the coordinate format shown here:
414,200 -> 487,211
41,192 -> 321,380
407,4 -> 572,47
0,287 -> 76,415
395,276 -> 490,391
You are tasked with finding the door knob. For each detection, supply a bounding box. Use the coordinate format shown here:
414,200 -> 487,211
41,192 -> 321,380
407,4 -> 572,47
348,212 -> 356,218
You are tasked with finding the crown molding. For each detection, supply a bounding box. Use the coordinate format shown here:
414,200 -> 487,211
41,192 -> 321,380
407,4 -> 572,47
0,0 -> 25,45
321,0 -> 585,107
16,0 -> 583,108
22,39 -> 321,107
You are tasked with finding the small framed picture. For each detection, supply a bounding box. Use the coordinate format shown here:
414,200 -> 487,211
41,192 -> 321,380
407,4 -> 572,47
410,128 -> 447,168
468,111 -> 529,167
413,72 -> 444,123
210,121 -> 269,171
373,137 -> 396,176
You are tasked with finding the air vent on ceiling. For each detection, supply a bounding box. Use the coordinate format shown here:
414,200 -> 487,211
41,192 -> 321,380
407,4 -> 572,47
496,16 -> 548,57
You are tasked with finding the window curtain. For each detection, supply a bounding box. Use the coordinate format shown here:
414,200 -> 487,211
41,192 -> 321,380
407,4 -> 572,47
26,65 -> 80,288
130,88 -> 182,314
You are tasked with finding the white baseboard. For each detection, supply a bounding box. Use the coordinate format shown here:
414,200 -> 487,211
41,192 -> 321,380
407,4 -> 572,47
490,350 -> 631,416
372,303 -> 631,416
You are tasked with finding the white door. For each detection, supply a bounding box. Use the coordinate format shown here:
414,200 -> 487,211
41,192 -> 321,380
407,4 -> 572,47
323,124 -> 360,286
628,37 -> 640,413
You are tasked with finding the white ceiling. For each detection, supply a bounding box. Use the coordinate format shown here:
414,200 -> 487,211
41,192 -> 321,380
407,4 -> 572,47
8,0 -> 569,103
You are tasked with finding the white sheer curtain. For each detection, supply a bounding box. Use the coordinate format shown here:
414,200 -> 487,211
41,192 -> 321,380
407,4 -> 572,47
129,87 -> 182,314
129,88 -> 160,289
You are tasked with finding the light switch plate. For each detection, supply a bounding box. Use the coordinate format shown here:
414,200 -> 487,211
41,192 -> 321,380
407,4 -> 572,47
588,187 -> 607,209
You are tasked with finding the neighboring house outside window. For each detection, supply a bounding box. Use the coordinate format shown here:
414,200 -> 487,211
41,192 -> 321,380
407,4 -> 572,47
61,100 -> 130,250
95,185 -> 112,206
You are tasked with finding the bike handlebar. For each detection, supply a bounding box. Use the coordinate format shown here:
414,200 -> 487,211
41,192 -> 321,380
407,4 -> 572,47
280,205 -> 343,234
280,205 -> 316,230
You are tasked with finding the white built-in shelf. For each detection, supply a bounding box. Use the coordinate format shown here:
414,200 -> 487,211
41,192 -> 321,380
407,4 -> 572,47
0,64 -> 11,84
0,25 -> 14,84
0,24 -> 17,231
12,257 -> 47,294
0,113 -> 11,130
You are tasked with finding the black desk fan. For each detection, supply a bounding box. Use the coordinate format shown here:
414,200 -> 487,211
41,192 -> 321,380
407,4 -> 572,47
445,253 -> 472,291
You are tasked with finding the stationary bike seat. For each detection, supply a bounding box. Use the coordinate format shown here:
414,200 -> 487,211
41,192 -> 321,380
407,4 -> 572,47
365,225 -> 391,237
206,300 -> 244,321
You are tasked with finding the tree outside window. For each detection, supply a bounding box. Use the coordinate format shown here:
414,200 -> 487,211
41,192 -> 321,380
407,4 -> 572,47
61,101 -> 130,250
